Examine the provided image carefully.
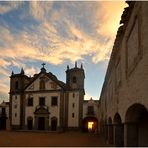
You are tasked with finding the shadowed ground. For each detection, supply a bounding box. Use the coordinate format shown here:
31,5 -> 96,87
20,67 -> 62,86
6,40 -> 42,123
0,131 -> 111,147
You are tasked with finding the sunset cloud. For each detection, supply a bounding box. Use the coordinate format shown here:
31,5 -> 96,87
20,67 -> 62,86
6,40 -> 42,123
0,1 -> 127,101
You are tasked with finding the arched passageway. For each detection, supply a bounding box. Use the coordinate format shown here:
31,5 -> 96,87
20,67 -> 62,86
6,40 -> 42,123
125,104 -> 148,146
108,117 -> 113,144
27,116 -> 33,130
82,117 -> 98,132
113,113 -> 124,146
0,116 -> 7,130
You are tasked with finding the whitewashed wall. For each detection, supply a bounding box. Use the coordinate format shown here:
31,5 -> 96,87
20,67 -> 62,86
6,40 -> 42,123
25,92 -> 60,126
68,92 -> 79,127
12,95 -> 20,125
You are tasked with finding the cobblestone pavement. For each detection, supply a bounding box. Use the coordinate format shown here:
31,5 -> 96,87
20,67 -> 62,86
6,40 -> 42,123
0,131 -> 111,147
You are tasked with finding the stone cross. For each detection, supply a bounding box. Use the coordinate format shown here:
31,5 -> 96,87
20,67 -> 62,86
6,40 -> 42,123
42,63 -> 46,68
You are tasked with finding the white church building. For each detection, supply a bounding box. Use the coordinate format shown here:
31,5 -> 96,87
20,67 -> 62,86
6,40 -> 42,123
9,63 -> 99,132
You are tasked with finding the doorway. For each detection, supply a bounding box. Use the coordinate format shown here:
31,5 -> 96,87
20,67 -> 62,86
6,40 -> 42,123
27,119 -> 33,130
38,117 -> 45,130
0,117 -> 6,130
82,117 -> 98,132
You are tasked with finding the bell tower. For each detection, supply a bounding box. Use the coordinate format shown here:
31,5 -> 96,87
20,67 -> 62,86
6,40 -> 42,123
66,62 -> 85,129
66,62 -> 85,91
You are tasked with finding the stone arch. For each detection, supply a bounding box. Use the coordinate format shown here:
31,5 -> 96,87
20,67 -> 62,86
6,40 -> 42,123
0,108 -> 7,130
51,116 -> 57,131
27,116 -> 33,130
124,103 -> 148,146
113,113 -> 124,146
108,117 -> 113,144
114,113 -> 122,123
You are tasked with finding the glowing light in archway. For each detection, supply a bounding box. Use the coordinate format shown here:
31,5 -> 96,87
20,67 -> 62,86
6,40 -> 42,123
88,122 -> 94,130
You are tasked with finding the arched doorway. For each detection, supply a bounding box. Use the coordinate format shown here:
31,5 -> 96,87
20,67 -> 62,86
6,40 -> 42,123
27,116 -> 33,130
125,103 -> 148,146
0,116 -> 7,130
82,117 -> 98,132
113,113 -> 124,146
34,106 -> 49,130
38,117 -> 45,130
0,107 -> 7,130
108,117 -> 113,144
51,117 -> 57,131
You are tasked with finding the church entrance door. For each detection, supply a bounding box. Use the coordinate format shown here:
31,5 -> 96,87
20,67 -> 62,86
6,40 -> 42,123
38,117 -> 45,130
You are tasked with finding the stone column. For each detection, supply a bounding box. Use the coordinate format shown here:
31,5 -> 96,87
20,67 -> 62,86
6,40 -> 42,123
108,124 -> 113,144
105,124 -> 108,143
124,122 -> 138,147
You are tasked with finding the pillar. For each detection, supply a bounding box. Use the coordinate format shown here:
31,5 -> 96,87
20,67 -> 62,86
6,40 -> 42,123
108,124 -> 113,144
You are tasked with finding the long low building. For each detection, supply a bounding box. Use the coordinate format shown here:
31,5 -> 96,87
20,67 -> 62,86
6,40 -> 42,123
98,1 -> 148,147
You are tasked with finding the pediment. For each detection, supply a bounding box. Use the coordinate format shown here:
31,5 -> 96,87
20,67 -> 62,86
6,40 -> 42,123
25,72 -> 65,91
34,106 -> 49,114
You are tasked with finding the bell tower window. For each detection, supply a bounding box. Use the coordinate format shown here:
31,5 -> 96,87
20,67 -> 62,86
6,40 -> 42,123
15,81 -> 19,89
72,76 -> 77,83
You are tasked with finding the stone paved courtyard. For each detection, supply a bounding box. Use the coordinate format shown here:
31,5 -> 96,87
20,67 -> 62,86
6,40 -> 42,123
0,131 -> 111,147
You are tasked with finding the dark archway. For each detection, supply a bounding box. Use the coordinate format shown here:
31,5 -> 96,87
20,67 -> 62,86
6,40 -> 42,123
51,117 -> 57,131
0,107 -> 7,130
38,117 -> 45,130
27,116 -> 33,130
108,117 -> 113,144
113,113 -> 124,146
125,103 -> 148,146
82,117 -> 98,132
0,116 -> 7,130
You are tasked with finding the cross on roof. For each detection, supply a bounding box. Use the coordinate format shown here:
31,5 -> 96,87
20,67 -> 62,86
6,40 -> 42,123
42,63 -> 46,68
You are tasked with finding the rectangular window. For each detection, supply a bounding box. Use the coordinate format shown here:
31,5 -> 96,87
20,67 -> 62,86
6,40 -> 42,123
73,93 -> 75,98
72,113 -> 75,118
72,103 -> 75,108
28,97 -> 33,106
39,97 -> 45,106
14,104 -> 17,108
2,108 -> 6,115
51,82 -> 57,89
87,106 -> 94,115
51,97 -> 58,106
72,76 -> 77,83
15,81 -> 19,89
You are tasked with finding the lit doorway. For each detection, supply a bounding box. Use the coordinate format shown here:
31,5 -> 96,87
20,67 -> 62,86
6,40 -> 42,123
82,117 -> 98,132
88,122 -> 94,131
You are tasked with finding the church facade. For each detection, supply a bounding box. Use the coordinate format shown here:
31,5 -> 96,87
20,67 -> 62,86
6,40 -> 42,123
9,63 -> 85,131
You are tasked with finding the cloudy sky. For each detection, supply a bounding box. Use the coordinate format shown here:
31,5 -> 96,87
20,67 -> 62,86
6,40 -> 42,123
0,1 -> 127,102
